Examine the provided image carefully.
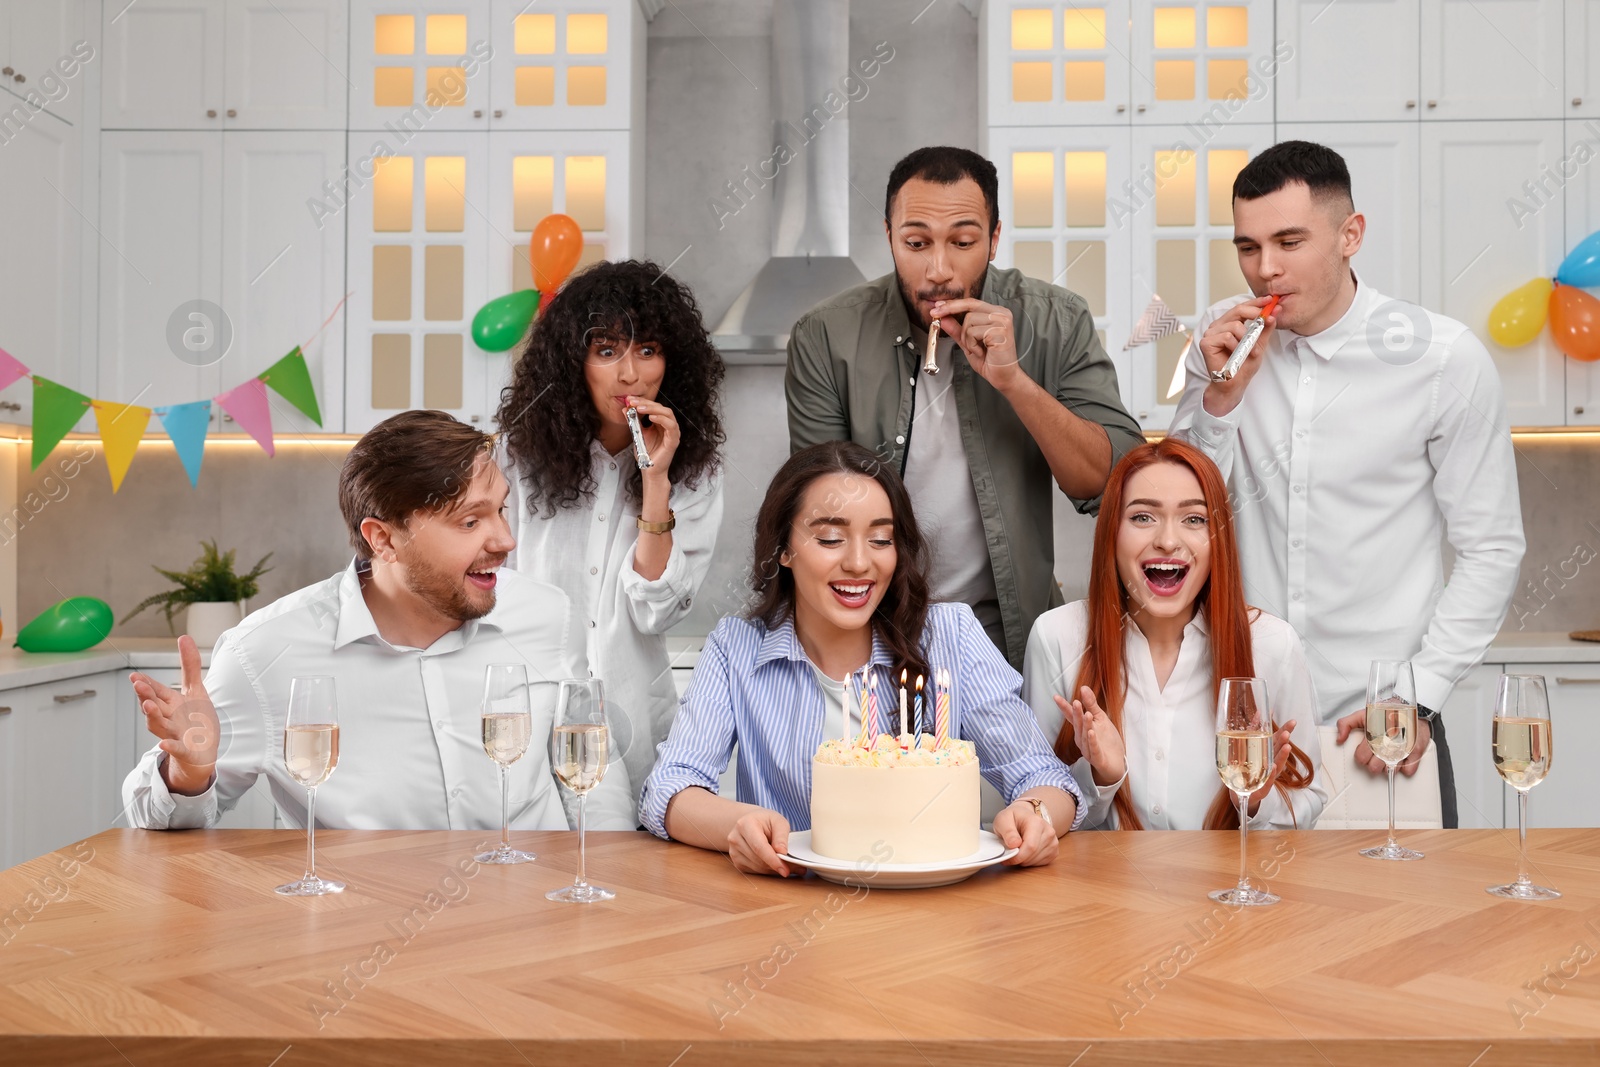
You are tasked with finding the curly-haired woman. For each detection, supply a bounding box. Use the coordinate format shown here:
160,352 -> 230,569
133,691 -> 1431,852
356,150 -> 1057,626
496,260 -> 726,822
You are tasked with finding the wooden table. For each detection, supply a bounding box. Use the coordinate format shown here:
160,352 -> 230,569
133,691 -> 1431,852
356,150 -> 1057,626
1,826 -> 1597,1065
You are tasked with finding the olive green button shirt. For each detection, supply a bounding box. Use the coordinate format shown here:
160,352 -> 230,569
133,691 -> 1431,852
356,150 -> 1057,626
785,265 -> 1145,669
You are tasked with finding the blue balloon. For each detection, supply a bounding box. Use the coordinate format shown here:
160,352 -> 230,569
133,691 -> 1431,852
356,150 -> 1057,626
1556,229 -> 1600,287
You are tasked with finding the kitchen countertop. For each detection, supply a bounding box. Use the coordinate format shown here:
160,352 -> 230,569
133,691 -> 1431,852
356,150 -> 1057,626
0,637 -> 213,692
0,632 -> 1589,692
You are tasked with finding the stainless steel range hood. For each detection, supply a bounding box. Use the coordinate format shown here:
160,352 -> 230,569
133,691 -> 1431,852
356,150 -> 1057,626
711,0 -> 866,362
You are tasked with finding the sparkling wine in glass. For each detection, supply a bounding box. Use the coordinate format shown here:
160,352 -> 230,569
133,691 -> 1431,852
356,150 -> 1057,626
1488,674 -> 1559,900
276,676 -> 344,896
547,678 -> 614,904
1359,660 -> 1424,862
476,664 -> 536,865
1209,676 -> 1278,907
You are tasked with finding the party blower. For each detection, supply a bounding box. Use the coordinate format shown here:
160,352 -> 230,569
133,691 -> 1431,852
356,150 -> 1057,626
1210,295 -> 1280,383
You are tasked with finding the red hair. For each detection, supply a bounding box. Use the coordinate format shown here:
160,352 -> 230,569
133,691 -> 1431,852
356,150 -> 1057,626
1055,438 -> 1314,830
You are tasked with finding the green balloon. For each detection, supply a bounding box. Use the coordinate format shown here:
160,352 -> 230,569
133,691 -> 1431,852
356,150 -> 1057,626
472,289 -> 540,352
15,597 -> 114,653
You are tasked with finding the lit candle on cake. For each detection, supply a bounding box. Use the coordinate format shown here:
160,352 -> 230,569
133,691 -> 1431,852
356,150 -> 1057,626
856,669 -> 870,746
899,668 -> 909,747
935,668 -> 950,748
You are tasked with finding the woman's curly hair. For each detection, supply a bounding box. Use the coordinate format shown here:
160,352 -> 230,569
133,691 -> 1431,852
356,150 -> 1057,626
497,259 -> 726,517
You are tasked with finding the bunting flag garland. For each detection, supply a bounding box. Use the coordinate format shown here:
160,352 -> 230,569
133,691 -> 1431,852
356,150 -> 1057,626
1124,293 -> 1188,350
0,347 -> 29,392
215,378 -> 276,457
91,400 -> 153,492
32,377 -> 92,471
157,401 -> 212,487
0,343 -> 323,487
259,346 -> 323,426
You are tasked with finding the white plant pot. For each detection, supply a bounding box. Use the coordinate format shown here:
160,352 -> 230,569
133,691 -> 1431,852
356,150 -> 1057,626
185,601 -> 243,648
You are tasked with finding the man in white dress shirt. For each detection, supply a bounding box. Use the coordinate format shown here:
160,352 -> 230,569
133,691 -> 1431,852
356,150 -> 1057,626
1170,141 -> 1526,827
122,410 -> 633,832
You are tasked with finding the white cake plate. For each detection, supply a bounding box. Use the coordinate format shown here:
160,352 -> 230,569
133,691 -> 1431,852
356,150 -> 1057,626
781,830 -> 1019,889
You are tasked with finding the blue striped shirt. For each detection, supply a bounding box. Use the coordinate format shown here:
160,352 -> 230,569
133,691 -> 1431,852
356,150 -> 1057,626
640,601 -> 1085,838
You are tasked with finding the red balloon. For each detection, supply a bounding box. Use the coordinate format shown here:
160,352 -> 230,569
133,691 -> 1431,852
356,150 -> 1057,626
529,214 -> 584,293
1548,284 -> 1600,362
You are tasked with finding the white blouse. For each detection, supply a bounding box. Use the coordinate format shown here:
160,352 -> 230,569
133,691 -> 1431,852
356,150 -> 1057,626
501,440 -> 723,822
1022,601 -> 1328,830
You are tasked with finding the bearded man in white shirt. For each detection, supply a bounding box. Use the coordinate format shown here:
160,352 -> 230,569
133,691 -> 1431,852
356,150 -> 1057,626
122,409 -> 633,833
1170,140 -> 1525,828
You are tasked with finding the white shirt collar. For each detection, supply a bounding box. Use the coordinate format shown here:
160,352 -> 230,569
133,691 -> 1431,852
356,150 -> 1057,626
1287,269 -> 1379,362
332,557 -> 502,654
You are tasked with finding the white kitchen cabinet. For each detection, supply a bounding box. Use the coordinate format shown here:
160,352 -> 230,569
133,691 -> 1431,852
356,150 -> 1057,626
1567,357 -> 1600,426
981,0 -> 1134,126
0,694 -> 16,868
1506,664 -> 1600,828
97,130 -> 225,418
0,0 -> 95,430
985,124 -> 1135,411
344,130 -> 490,432
1567,0 -> 1600,120
220,131 -> 347,436
101,0 -> 347,130
121,666 -> 277,831
1129,0 -> 1275,126
1420,0 -> 1564,120
1276,122 -> 1421,302
1127,123 -> 1274,430
1276,0 -> 1421,123
98,130 -> 346,436
17,672 -> 120,866
486,0 -> 641,132
1441,664 -> 1506,830
1420,121 -> 1568,426
347,0 -> 492,132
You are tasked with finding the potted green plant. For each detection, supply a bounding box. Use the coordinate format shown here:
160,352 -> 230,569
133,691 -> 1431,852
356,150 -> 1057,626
121,540 -> 273,647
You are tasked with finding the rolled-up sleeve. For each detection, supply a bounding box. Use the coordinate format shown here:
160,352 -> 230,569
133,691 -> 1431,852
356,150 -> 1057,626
638,625 -> 739,839
121,634 -> 269,830
618,469 -> 724,635
1050,297 -> 1146,513
957,609 -> 1085,827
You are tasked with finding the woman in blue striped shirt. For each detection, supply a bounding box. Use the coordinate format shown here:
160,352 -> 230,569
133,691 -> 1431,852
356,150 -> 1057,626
640,441 -> 1083,876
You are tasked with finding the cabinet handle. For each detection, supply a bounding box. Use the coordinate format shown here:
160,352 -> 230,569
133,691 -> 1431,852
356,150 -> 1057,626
1554,677 -> 1600,685
227,108 -> 237,117
0,706 -> 11,715
0,401 -> 19,412
1136,104 -> 1146,112
473,108 -> 483,118
1577,405 -> 1586,415
1575,97 -> 1584,107
1,67 -> 11,76
1116,104 -> 1126,112
53,689 -> 98,704
493,109 -> 503,118
1427,100 -> 1437,108
207,109 -> 218,118
1406,100 -> 1416,108
13,73 -> 23,84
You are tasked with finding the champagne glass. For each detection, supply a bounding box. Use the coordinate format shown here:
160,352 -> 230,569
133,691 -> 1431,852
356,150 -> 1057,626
275,676 -> 344,896
1209,677 -> 1279,906
1359,660 -> 1424,861
547,678 -> 615,903
1488,674 -> 1559,900
475,664 -> 536,865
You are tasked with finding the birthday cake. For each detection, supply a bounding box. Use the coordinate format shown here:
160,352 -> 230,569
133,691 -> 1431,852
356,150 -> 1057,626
809,735 -> 980,865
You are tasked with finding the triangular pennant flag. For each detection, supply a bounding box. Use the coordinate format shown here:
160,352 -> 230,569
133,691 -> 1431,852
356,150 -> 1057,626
90,400 -> 153,493
31,376 -> 91,470
157,401 -> 211,487
215,378 -> 275,455
258,346 -> 322,426
0,346 -> 30,393
1124,293 -> 1187,350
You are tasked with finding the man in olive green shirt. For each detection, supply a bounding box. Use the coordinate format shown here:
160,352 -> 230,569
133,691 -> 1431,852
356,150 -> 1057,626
786,146 -> 1143,669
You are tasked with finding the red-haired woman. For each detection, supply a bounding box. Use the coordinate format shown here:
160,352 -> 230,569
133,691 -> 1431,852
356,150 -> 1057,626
1022,438 -> 1327,830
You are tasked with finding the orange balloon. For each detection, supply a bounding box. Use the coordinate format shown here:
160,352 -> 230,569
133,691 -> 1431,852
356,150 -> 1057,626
1548,284 -> 1600,362
529,214 -> 583,293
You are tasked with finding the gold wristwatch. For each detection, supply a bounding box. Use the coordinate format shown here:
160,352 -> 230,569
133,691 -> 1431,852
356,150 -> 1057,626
636,509 -> 675,534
